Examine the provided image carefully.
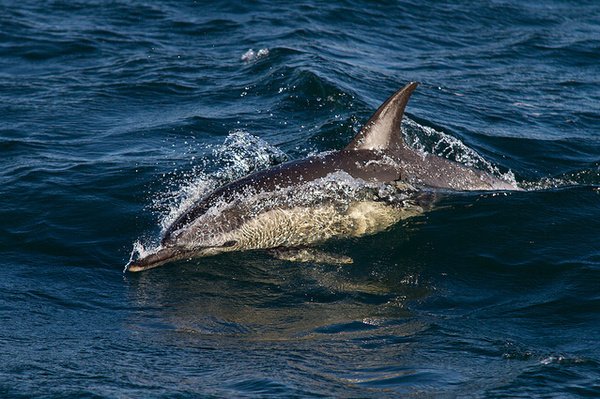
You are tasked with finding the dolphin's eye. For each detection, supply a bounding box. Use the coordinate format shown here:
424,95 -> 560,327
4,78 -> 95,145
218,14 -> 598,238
221,240 -> 237,248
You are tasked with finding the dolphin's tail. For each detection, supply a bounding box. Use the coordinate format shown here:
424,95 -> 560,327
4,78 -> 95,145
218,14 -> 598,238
126,246 -> 188,272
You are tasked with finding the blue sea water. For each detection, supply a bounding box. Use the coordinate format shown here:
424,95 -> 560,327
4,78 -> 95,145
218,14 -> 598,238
1,0 -> 600,397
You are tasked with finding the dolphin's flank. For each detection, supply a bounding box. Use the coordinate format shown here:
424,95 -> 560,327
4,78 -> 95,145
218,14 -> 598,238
127,82 -> 517,272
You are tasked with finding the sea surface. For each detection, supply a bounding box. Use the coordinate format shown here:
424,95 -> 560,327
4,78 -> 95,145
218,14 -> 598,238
1,0 -> 600,397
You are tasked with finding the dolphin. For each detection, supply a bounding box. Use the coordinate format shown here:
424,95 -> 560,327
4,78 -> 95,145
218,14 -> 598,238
127,82 -> 517,272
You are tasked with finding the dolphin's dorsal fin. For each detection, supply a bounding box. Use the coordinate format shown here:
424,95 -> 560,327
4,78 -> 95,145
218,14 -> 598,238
344,82 -> 418,151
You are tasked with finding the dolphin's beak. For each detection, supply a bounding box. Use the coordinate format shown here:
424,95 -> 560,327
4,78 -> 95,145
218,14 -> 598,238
126,246 -> 189,272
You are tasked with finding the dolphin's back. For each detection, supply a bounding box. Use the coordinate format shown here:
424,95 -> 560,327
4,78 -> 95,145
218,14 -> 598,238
163,81 -> 515,244
162,150 -> 404,244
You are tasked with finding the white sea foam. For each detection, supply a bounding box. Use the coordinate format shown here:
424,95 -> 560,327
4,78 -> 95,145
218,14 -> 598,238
241,48 -> 269,62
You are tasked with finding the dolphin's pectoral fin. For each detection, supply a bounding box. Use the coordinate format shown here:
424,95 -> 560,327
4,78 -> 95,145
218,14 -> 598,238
268,247 -> 354,264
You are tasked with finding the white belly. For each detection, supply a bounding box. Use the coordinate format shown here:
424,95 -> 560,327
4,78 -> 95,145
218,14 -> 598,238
235,199 -> 423,251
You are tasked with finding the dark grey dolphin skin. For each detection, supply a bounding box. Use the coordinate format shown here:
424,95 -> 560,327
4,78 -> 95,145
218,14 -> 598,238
127,82 -> 517,272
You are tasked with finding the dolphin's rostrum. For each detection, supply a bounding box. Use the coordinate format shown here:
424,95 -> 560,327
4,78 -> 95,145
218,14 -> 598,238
127,82 -> 517,272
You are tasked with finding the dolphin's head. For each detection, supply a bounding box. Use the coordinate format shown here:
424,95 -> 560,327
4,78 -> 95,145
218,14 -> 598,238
126,239 -> 238,272
126,246 -> 189,272
126,207 -> 243,272
126,231 -> 239,272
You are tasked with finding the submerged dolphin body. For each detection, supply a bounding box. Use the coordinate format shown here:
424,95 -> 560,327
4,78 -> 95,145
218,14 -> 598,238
127,82 -> 516,272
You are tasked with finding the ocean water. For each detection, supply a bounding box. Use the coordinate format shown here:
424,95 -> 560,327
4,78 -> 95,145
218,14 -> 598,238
1,0 -> 600,397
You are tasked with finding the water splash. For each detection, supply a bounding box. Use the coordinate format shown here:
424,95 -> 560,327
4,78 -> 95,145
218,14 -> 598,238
211,130 -> 288,182
402,119 -> 600,191
520,164 -> 600,190
241,48 -> 269,63
134,131 -> 290,254
125,240 -> 155,272
403,118 -> 518,187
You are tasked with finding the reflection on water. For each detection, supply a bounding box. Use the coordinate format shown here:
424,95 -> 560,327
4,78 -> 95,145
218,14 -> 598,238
123,234 -> 439,394
125,230 -> 431,342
